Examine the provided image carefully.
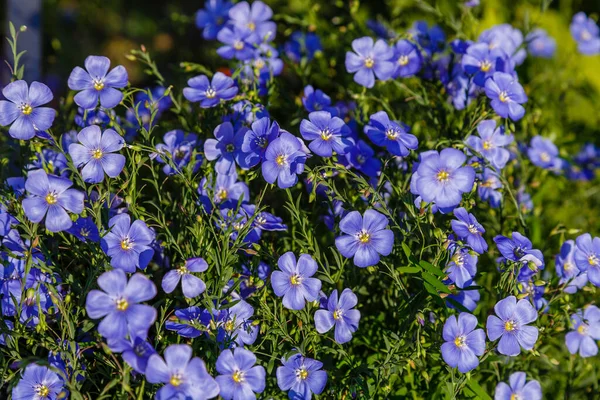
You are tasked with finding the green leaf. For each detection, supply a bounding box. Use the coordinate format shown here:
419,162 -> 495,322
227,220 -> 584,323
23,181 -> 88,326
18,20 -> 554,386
419,260 -> 444,276
422,272 -> 450,294
466,379 -> 493,400
397,266 -> 421,274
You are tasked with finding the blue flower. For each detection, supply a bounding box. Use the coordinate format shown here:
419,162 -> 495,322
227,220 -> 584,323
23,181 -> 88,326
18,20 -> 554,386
570,12 -> 600,55
461,42 -> 509,86
145,344 -> 219,400
271,252 -> 321,310
465,119 -> 513,170
494,372 -> 541,400
108,335 -> 156,374
195,0 -> 232,40
228,0 -> 276,44
261,132 -> 307,189
335,209 -> 394,268
478,24 -> 526,66
0,209 -> 17,237
12,363 -> 66,400
204,122 -> 251,175
409,21 -> 446,55
446,247 -> 477,289
85,269 -> 157,340
494,232 -> 545,281
565,306 -> 600,357
314,288 -> 361,344
242,204 -> 287,232
300,111 -> 354,157
69,125 -> 126,183
302,85 -> 338,115
22,169 -> 84,232
413,148 -> 475,210
446,285 -> 480,312
276,353 -> 327,400
152,130 -> 200,175
391,39 -> 422,78
183,72 -> 238,108
364,111 -> 418,156
240,116 -> 280,165
574,233 -> 600,287
162,257 -> 209,298
68,55 -> 128,109
477,168 -> 503,208
527,136 -> 563,171
27,148 -> 69,177
441,312 -> 485,373
484,72 -> 527,121
67,217 -> 100,243
199,172 -> 250,211
0,80 -> 55,140
451,207 -> 488,254
367,20 -> 396,40
284,31 -> 322,62
215,299 -> 259,347
166,306 -> 212,338
101,214 -> 155,272
217,26 -> 256,60
526,29 -> 556,58
345,37 -> 395,88
344,140 -> 382,177
216,348 -> 266,400
486,296 -> 538,356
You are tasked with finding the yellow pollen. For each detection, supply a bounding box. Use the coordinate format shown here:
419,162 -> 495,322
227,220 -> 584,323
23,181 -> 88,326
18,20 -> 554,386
36,384 -> 50,397
232,370 -> 244,383
217,189 -> 228,201
333,309 -> 343,320
92,149 -> 103,159
93,81 -> 105,91
482,141 -> 492,150
297,368 -> 309,380
582,30 -> 592,41
454,335 -> 466,348
290,274 -> 302,285
320,129 -> 332,141
234,41 -> 245,50
205,88 -> 217,99
170,374 -> 183,387
436,170 -> 450,182
510,395 -> 519,400
499,91 -> 510,103
385,129 -> 398,140
116,298 -> 129,311
177,266 -> 188,275
578,324 -> 588,335
480,60 -> 492,72
364,57 -> 374,68
540,152 -> 550,163
588,255 -> 598,266
255,59 -> 265,69
276,154 -> 286,166
358,231 -> 370,243
504,320 -> 516,332
21,104 -> 33,115
247,22 -> 256,31
120,238 -> 133,251
225,320 -> 235,331
398,55 -> 409,66
45,193 -> 58,205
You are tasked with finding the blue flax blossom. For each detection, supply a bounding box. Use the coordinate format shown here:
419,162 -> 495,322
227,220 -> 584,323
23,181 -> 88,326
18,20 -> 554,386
216,347 -> 266,400
271,252 -> 321,310
494,372 -> 541,400
409,21 -> 446,55
527,136 -> 562,171
22,169 -> 84,232
344,140 -> 382,177
300,111 -> 354,157
199,172 -> 249,211
276,354 -> 327,400
12,363 -> 66,400
494,232 -> 544,281
465,119 -> 513,170
477,168 -> 503,208
526,29 -> 556,58
0,80 -> 55,140
451,207 -> 487,254
27,148 -> 69,177
217,26 -> 255,60
335,209 -> 393,268
0,209 -> 17,236
205,122 -> 252,175
565,305 -> 600,357
391,39 -> 422,78
441,313 -> 485,373
146,344 -> 219,400
570,12 -> 600,55
166,306 -> 212,338
162,257 -> 209,298
314,288 -> 361,344
101,214 -> 155,272
228,0 -> 276,44
108,334 -> 156,374
461,43 -> 509,86
85,269 -> 157,340
478,24 -> 526,66
446,248 -> 477,289
152,130 -> 200,175
69,125 -> 125,183
68,55 -> 128,109
262,132 -> 307,189
302,85 -> 337,115
413,148 -> 475,210
345,37 -> 394,88
240,116 -> 280,165
447,285 -> 480,312
486,296 -> 538,356
556,240 -> 587,293
364,111 -> 418,157
574,233 -> 600,286
183,72 -> 238,108
67,217 -> 100,243
485,72 -> 527,121
215,299 -> 259,347
284,31 -> 322,62
195,0 -> 232,40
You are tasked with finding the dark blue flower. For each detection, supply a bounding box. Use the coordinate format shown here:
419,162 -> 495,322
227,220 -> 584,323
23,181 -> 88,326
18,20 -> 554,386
204,122 -> 252,175
67,217 -> 100,243
183,72 -> 238,108
68,55 -> 128,109
284,31 -> 322,62
344,140 -> 382,177
195,0 -> 232,40
108,335 -> 156,374
302,86 -> 338,115
364,111 -> 418,156
409,21 -> 446,54
494,232 -> 545,281
240,117 -> 280,165
391,39 -> 422,78
165,306 -> 212,338
477,168 -> 502,208
0,80 -> 55,140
